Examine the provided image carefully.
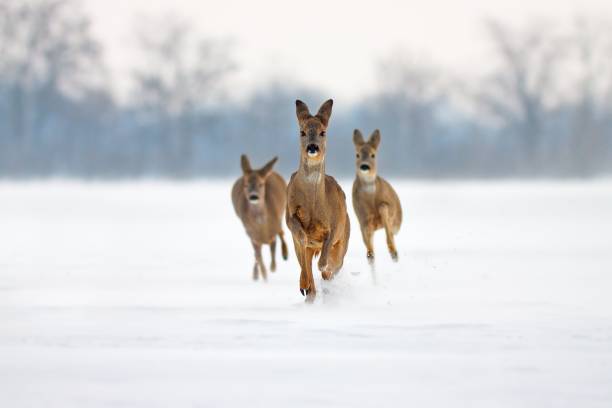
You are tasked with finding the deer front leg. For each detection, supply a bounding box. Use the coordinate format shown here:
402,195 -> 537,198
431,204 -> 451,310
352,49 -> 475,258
278,231 -> 289,260
253,242 -> 267,281
361,224 -> 375,265
292,237 -> 313,298
287,209 -> 315,298
293,238 -> 308,294
270,238 -> 277,272
304,246 -> 317,303
378,203 -> 398,262
286,210 -> 307,247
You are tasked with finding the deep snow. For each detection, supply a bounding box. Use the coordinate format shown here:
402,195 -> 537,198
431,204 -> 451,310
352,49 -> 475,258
1,180 -> 611,407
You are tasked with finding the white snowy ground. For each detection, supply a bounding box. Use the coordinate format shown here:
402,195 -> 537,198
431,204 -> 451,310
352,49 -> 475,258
0,180 -> 611,407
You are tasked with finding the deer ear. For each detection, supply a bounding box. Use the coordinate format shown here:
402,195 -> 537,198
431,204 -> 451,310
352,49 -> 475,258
315,99 -> 333,127
369,129 -> 381,149
240,154 -> 251,173
353,129 -> 365,146
260,156 -> 278,177
296,100 -> 311,123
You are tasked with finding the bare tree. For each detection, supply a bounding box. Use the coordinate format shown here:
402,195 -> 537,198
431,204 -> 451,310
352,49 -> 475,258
0,0 -> 102,152
476,20 -> 567,171
565,17 -> 612,175
368,53 -> 446,174
0,8 -> 610,179
132,17 -> 235,174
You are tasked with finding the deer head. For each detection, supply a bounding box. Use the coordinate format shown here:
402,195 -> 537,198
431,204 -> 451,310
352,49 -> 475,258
295,99 -> 333,164
353,129 -> 381,182
240,154 -> 278,205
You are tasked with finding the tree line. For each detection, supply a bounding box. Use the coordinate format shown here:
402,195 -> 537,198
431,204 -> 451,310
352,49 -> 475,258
1,0 -> 611,179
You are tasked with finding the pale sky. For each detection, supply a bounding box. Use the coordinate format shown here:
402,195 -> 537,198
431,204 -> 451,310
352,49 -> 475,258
83,0 -> 612,104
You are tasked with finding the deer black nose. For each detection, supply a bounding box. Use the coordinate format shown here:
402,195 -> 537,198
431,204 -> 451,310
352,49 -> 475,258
306,144 -> 320,155
248,194 -> 259,203
360,164 -> 371,172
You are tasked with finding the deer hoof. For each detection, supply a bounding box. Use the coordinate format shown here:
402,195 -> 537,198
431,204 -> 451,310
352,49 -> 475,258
300,288 -> 308,296
367,251 -> 375,264
321,268 -> 333,280
390,250 -> 398,262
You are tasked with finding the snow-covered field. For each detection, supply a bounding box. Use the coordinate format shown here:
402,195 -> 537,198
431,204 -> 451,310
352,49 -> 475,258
1,180 -> 611,407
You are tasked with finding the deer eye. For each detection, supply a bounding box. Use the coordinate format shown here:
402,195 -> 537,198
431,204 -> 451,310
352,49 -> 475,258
356,154 -> 360,158
300,131 -> 306,137
371,154 -> 375,158
320,131 -> 326,137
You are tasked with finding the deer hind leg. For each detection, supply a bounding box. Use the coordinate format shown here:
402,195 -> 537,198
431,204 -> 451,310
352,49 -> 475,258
253,242 -> 267,281
379,203 -> 398,262
279,231 -> 289,261
270,238 -> 277,272
252,262 -> 260,281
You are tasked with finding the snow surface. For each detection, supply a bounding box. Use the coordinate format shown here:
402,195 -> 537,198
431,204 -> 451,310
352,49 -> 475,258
1,180 -> 611,407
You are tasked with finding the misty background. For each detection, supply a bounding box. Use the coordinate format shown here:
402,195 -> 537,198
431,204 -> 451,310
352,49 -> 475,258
1,0 -> 612,179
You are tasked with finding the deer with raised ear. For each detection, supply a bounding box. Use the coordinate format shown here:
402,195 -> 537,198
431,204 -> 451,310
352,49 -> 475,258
286,99 -> 350,302
232,155 -> 288,281
352,129 -> 402,264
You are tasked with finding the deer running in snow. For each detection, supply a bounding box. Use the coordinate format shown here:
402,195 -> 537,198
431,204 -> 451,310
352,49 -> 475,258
286,99 -> 350,302
352,129 -> 402,264
232,155 -> 288,280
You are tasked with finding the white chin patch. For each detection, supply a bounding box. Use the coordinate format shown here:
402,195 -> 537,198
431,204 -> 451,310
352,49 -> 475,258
249,198 -> 259,204
360,169 -> 370,174
307,151 -> 319,158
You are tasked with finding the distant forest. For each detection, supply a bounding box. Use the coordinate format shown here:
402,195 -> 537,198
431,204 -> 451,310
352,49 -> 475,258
1,0 -> 612,179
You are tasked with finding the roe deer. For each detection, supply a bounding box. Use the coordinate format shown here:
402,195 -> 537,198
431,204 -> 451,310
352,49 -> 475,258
232,155 -> 288,280
352,129 -> 402,264
286,99 -> 350,302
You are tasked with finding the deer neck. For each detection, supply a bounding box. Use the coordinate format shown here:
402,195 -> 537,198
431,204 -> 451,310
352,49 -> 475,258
298,156 -> 326,205
246,199 -> 266,224
299,157 -> 325,186
358,172 -> 377,194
